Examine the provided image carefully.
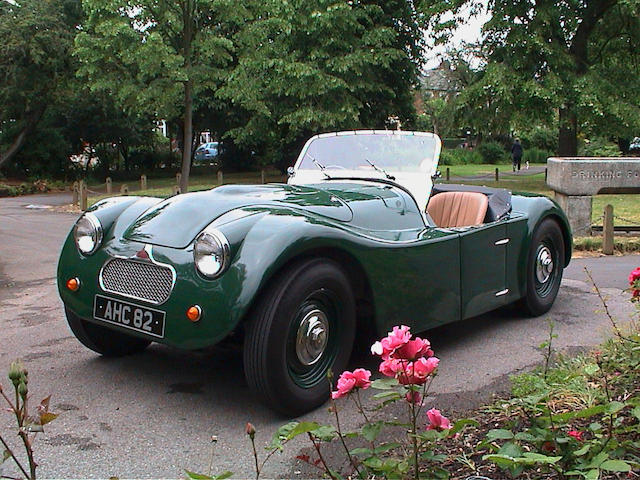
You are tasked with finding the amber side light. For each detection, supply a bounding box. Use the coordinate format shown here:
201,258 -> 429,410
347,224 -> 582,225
186,305 -> 202,322
66,277 -> 80,292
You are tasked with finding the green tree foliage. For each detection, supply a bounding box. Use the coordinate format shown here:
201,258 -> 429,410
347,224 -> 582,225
0,0 -> 77,167
61,88 -> 158,174
220,0 -> 422,171
76,0 -> 236,189
452,0 -> 640,155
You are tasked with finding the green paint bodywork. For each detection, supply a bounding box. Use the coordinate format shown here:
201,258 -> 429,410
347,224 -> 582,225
57,181 -> 572,350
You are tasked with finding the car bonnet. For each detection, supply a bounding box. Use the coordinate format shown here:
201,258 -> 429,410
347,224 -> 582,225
121,183 -> 353,248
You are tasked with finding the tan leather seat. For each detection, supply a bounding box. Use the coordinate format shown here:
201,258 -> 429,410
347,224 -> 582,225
427,191 -> 489,228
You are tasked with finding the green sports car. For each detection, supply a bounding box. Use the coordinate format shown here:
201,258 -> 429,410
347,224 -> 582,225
57,131 -> 571,415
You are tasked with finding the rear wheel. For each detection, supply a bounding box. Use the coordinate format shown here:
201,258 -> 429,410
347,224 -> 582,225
65,308 -> 151,357
519,218 -> 565,316
243,259 -> 356,416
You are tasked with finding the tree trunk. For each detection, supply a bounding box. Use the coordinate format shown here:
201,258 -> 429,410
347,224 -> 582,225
558,106 -> 578,156
0,107 -> 46,168
180,80 -> 193,192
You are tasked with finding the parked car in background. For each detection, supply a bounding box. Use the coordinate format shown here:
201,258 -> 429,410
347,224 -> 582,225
57,131 -> 571,415
629,137 -> 640,155
193,142 -> 219,166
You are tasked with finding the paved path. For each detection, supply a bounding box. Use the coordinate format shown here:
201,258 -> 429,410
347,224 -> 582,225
0,192 -> 637,479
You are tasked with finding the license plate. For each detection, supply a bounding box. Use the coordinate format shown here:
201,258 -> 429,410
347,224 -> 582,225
93,295 -> 165,338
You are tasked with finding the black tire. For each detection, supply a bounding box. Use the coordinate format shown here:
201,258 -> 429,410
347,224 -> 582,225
65,307 -> 151,357
243,259 -> 356,416
519,218 -> 565,316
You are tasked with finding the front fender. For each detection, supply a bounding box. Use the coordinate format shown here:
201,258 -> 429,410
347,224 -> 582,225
219,208 -> 364,329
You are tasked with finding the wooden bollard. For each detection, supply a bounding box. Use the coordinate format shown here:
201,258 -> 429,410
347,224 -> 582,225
176,172 -> 182,186
120,184 -> 129,195
495,168 -> 499,182
106,177 -> 112,194
72,181 -> 79,205
261,169 -> 265,184
140,174 -> 147,190
173,185 -> 181,195
78,180 -> 85,206
446,167 -> 450,181
80,182 -> 88,211
603,204 -> 614,255
217,170 -> 223,185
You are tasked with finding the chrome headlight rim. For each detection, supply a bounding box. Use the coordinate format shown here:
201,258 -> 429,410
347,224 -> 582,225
73,212 -> 103,256
193,228 -> 230,279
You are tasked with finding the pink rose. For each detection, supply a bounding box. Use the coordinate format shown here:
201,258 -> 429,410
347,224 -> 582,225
405,391 -> 422,404
568,430 -> 584,441
394,337 -> 433,361
371,325 -> 412,359
379,358 -> 405,377
351,368 -> 372,389
331,369 -> 371,399
630,268 -> 640,300
398,356 -> 439,385
426,408 -> 451,431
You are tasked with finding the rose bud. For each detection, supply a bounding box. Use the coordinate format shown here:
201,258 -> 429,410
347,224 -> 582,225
8,362 -> 21,386
246,422 -> 256,439
18,381 -> 28,399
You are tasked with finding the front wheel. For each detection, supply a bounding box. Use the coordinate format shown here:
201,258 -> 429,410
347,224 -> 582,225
243,259 -> 356,416
519,218 -> 565,316
65,308 -> 151,357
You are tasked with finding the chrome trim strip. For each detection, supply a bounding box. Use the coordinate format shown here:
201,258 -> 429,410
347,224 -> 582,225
495,288 -> 509,297
98,245 -> 176,305
495,238 -> 510,245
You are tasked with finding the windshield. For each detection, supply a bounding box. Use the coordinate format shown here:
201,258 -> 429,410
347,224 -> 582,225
289,131 -> 441,211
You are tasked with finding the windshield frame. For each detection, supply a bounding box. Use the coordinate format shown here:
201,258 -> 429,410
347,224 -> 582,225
289,130 -> 442,212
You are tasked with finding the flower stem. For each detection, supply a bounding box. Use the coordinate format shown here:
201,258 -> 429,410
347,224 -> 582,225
354,389 -> 370,423
410,399 -> 419,480
249,436 -> 260,480
330,396 -> 363,478
585,267 -> 639,344
307,432 -> 337,480
0,433 -> 30,479
18,429 -> 37,480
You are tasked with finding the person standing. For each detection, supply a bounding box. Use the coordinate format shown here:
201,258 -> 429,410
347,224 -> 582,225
511,138 -> 523,172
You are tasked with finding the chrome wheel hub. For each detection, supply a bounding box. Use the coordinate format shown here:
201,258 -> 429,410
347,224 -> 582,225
535,246 -> 554,284
295,309 -> 329,366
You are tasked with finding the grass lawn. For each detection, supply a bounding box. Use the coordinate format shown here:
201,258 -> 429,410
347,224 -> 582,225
442,162 -> 546,177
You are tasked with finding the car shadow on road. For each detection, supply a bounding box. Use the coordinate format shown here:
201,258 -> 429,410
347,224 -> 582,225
76,338 -> 282,420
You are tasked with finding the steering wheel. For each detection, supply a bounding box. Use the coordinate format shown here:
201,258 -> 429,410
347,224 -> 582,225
324,165 -> 347,170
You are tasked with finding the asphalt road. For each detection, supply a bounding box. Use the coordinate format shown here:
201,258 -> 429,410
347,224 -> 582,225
0,193 -> 638,479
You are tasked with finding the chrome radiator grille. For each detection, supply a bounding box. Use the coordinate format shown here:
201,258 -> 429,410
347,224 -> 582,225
100,258 -> 174,304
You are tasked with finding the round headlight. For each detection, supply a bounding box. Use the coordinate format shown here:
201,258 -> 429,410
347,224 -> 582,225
194,229 -> 230,278
73,213 -> 103,255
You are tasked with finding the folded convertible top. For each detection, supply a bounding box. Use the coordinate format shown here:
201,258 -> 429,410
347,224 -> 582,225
430,184 -> 512,222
